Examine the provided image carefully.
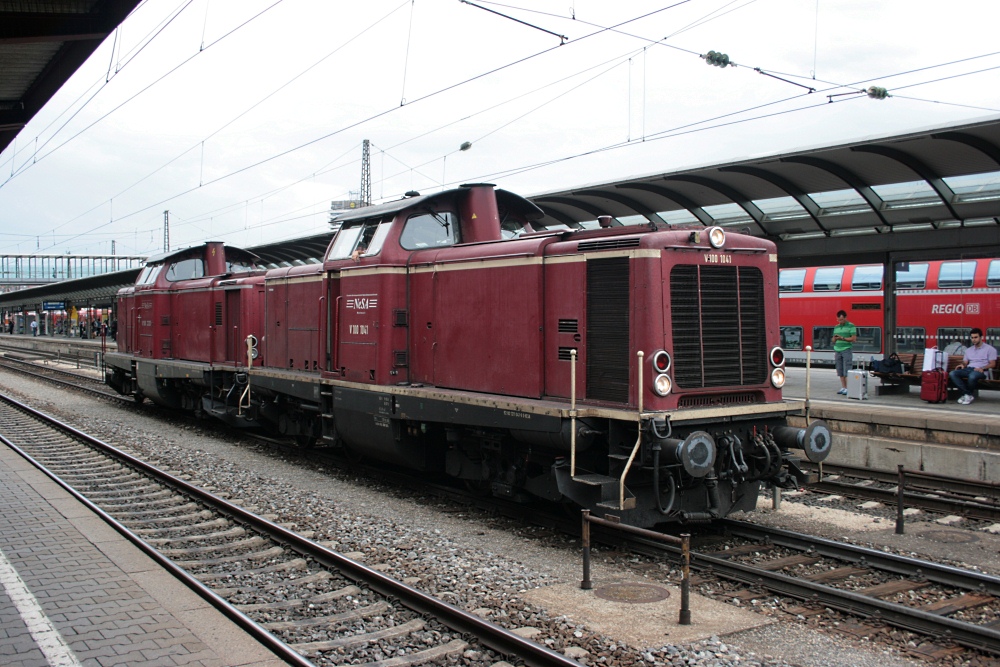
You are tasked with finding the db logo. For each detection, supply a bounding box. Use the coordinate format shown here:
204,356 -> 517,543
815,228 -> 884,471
930,303 -> 980,314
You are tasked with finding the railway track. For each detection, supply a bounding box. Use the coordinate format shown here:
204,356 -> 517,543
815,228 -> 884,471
613,519 -> 1000,661
0,391 -> 580,667
0,355 -> 127,403
6,353 -> 1000,661
801,462 -> 1000,522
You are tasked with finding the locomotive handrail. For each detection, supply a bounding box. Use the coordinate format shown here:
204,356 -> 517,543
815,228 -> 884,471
618,351 -> 645,510
570,349 -> 577,477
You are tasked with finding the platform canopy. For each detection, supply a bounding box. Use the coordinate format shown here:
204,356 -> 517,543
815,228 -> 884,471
1,1 -> 144,155
529,116 -> 1000,268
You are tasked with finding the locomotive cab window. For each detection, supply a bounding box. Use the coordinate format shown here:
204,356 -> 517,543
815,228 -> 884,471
136,265 -> 161,285
400,212 -> 459,249
226,260 -> 256,274
327,219 -> 390,260
165,258 -> 205,282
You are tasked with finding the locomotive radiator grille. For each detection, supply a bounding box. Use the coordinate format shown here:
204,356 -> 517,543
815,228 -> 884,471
586,257 -> 630,402
670,265 -> 767,388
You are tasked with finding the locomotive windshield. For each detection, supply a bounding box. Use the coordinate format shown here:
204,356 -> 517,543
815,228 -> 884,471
226,260 -> 256,274
400,212 -> 459,249
135,265 -> 160,285
165,258 -> 206,282
327,219 -> 390,260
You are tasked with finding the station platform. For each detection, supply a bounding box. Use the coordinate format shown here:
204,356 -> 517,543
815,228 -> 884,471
0,442 -> 283,667
783,365 -> 999,480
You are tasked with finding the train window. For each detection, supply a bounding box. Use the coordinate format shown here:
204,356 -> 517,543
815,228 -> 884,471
851,265 -> 883,290
364,221 -> 391,256
938,261 -> 976,288
778,269 -> 806,292
988,328 -> 1000,349
400,212 -> 459,250
813,267 -> 843,292
328,226 -> 363,260
895,262 -> 928,289
989,261 -> 1000,287
327,219 -> 389,260
937,327 -> 971,354
780,326 -> 803,350
226,260 -> 255,274
165,258 -> 205,282
812,326 -> 881,353
136,265 -> 160,285
894,327 -> 926,353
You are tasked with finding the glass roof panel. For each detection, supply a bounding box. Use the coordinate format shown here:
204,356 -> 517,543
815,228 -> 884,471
702,203 -> 750,222
658,209 -> 700,225
871,180 -> 936,202
810,189 -> 866,207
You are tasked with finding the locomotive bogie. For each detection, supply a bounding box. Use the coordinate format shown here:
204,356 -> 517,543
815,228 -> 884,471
105,184 -> 831,528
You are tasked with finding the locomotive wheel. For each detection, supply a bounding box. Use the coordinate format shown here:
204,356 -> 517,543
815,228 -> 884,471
342,444 -> 364,464
463,479 -> 491,496
295,434 -> 317,448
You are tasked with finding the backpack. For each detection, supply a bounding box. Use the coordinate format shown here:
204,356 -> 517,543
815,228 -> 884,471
873,353 -> 903,374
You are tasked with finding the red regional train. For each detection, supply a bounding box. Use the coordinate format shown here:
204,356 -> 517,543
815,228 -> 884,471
105,184 -> 830,528
779,259 -> 1000,365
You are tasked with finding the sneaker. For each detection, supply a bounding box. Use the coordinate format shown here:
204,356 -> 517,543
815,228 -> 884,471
965,395 -> 976,405
957,394 -> 971,405
837,388 -> 847,395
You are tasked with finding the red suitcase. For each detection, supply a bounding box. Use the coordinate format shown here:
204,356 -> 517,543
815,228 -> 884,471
920,369 -> 948,403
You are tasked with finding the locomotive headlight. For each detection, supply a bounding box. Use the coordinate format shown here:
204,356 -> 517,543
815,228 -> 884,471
707,226 -> 726,248
770,367 -> 786,388
770,346 -> 785,367
652,349 -> 671,373
653,373 -> 672,396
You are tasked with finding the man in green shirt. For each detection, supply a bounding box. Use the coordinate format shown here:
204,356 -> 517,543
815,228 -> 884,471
833,309 -> 857,396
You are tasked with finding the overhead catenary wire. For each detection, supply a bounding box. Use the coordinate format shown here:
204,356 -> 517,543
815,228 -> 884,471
6,3 -> 1000,255
0,0 -> 285,187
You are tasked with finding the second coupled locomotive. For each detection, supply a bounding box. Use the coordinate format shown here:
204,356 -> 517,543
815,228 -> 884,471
106,183 -> 830,527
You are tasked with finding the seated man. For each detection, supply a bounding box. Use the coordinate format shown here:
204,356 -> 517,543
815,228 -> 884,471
949,327 -> 997,405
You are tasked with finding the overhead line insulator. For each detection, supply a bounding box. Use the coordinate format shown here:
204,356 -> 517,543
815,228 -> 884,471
703,50 -> 732,68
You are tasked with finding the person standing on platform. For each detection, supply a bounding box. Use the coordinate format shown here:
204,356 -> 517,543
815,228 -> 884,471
832,309 -> 857,395
950,328 -> 997,405
30,319 -> 37,336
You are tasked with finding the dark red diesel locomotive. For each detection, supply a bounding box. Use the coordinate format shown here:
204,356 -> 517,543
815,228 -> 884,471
106,183 -> 831,527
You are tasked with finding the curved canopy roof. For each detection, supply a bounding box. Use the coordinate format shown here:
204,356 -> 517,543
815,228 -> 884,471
530,116 -> 1000,267
1,1 -> 143,154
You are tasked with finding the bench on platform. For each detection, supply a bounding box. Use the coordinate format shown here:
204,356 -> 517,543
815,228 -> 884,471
870,352 -> 1000,396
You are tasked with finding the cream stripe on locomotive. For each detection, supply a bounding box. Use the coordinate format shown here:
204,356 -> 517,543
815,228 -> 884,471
403,249 -> 662,274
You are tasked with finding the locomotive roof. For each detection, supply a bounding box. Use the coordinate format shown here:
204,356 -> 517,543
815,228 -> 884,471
144,243 -> 260,266
331,185 -> 544,224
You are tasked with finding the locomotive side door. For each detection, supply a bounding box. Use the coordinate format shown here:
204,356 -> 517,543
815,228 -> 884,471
325,273 -> 340,371
225,289 -> 241,364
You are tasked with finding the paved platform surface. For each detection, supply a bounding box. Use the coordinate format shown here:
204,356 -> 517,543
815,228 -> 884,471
783,365 -> 999,436
0,443 -> 284,667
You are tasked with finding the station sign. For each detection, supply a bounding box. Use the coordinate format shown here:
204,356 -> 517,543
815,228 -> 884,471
42,301 -> 65,310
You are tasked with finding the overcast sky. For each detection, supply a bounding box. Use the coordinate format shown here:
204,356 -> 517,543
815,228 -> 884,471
1,0 -> 999,258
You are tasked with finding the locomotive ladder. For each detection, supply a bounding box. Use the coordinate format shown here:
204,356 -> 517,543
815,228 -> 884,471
568,350 -> 640,511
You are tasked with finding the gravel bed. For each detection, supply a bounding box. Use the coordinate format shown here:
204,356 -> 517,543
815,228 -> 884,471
1,368 -> 981,667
